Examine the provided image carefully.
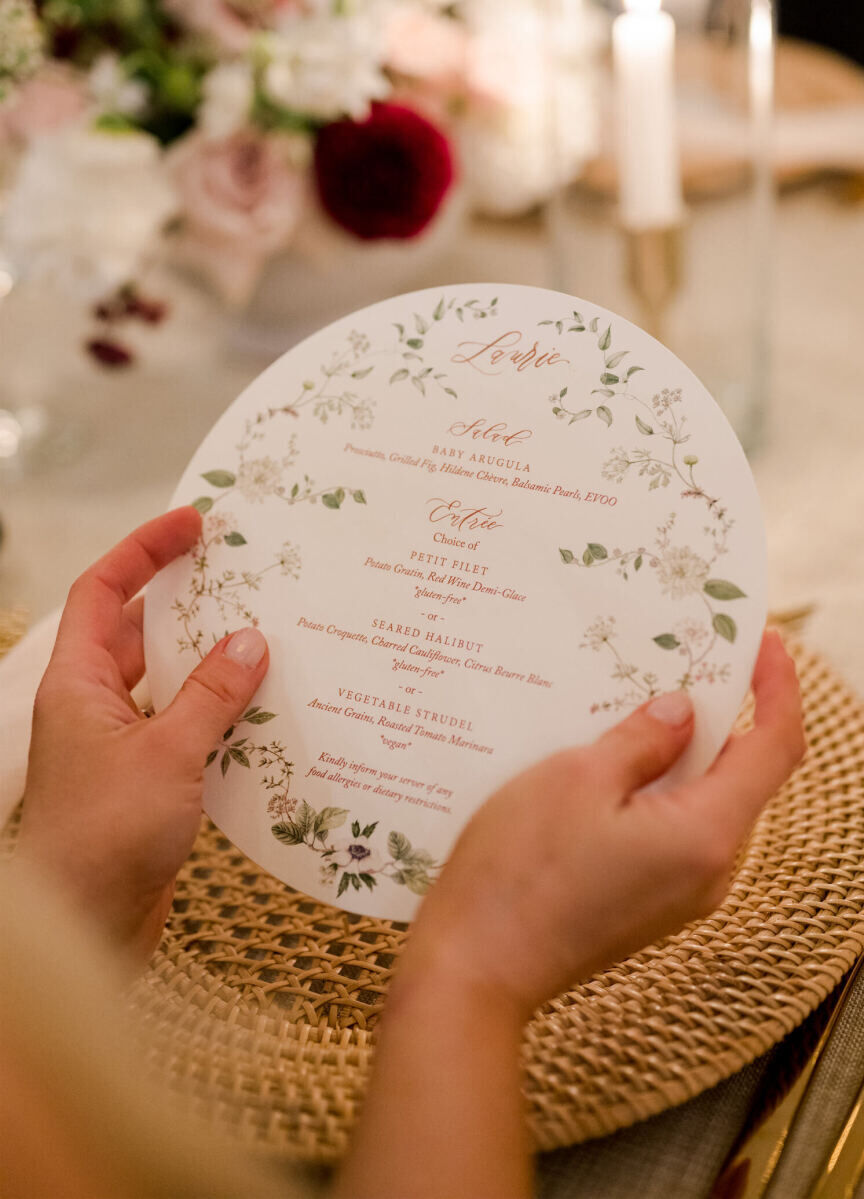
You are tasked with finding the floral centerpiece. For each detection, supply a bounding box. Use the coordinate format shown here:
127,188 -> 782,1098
0,0 -> 599,365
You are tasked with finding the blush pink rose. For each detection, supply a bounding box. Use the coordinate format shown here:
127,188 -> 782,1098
169,129 -> 307,303
385,7 -> 467,93
1,66 -> 88,142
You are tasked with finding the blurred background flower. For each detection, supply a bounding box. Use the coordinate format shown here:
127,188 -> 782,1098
0,0 -> 600,342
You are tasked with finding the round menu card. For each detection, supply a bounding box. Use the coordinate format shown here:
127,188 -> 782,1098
144,284 -> 766,921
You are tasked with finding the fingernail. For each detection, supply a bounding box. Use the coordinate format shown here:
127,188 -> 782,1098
224,627 -> 267,668
646,690 -> 693,727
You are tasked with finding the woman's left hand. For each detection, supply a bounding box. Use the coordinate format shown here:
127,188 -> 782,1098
18,508 -> 271,963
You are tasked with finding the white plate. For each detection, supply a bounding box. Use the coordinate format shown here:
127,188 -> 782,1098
144,284 -> 765,920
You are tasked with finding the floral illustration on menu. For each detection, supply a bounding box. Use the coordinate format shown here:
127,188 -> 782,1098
560,387 -> 745,712
540,309 -> 645,428
269,801 -> 442,901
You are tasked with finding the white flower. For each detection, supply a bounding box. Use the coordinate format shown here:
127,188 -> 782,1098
656,546 -> 710,600
327,834 -> 383,874
261,14 -> 390,121
581,616 -> 616,652
88,53 -> 148,117
277,541 -> 301,577
3,126 -> 176,298
200,62 -> 255,140
234,455 -> 284,502
673,618 -> 710,652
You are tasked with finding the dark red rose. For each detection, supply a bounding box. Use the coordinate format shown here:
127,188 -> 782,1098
313,103 -> 454,241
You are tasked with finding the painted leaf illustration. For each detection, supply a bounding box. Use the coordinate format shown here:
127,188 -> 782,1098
220,750 -> 230,776
390,368 -> 409,383
406,338 -> 424,350
713,613 -> 737,643
635,415 -> 654,436
359,872 -> 377,891
559,548 -> 575,564
704,579 -> 747,601
587,543 -> 608,560
605,350 -> 629,369
625,365 -> 644,380
229,746 -> 250,767
337,874 -> 351,898
201,470 -> 236,488
351,366 -> 373,379
353,489 -> 367,504
192,495 -> 213,514
322,492 -> 342,509
388,831 -> 412,861
294,801 -> 315,838
598,325 -> 612,351
596,405 -> 613,426
272,822 -> 307,847
244,710 -> 277,725
224,532 -> 247,546
571,409 -> 592,422
600,372 -> 618,386
582,548 -> 593,565
589,316 -> 599,332
414,313 -> 429,335
317,806 -> 350,832
433,297 -> 445,320
205,749 -> 218,767
653,634 -> 680,650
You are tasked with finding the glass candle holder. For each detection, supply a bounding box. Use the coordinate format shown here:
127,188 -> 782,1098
548,0 -> 775,452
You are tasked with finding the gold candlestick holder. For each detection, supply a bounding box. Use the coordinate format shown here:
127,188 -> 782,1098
624,224 -> 684,344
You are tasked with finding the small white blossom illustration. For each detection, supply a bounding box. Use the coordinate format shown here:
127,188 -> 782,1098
655,546 -> 710,600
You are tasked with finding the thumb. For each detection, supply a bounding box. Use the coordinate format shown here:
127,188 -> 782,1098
592,690 -> 695,796
157,627 -> 270,763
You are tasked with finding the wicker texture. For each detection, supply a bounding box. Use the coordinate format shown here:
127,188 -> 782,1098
116,639 -> 864,1163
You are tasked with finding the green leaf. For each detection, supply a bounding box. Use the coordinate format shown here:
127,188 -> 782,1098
433,297 -> 445,321
704,579 -> 747,601
551,407 -> 562,416
406,338 -> 424,350
559,386 -> 568,398
335,488 -> 345,504
244,710 -> 277,725
625,365 -> 644,380
589,316 -> 599,332
713,613 -> 737,643
272,822 -> 306,847
205,749 -> 218,767
592,388 -> 616,398
559,548 -> 575,564
388,831 -> 412,861
444,387 -> 458,398
653,633 -> 681,650
201,470 -> 236,488
605,350 -> 630,369
224,531 -> 247,546
229,747 -> 250,767
351,366 -> 373,379
635,415 -> 654,436
362,822 -> 378,838
393,322 -> 405,339
220,751 -> 231,777
337,873 -> 350,899
317,806 -> 349,831
294,801 -> 315,839
390,368 -> 410,383
555,320 -> 563,334
569,325 -> 585,332
598,325 -> 612,351
582,548 -> 594,566
414,314 -> 429,335
634,555 -> 643,571
587,543 -> 608,560
191,495 -> 213,514
411,376 -> 426,395
359,872 -> 377,891
322,492 -> 342,509
350,873 -> 362,891
596,405 -> 613,427
571,408 -> 592,421
600,372 -> 619,385
538,319 -> 553,326
352,820 -> 361,837
353,489 -> 366,504
291,482 -> 299,498
404,869 -> 432,896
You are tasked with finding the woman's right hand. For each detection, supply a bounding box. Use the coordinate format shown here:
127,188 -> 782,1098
403,629 -> 805,1018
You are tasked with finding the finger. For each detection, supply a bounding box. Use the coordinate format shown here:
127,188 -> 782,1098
679,630 -> 805,835
111,595 -> 145,692
589,689 -> 695,798
154,627 -> 270,765
54,508 -> 201,663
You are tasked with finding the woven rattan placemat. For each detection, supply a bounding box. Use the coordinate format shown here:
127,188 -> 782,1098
3,614 -> 864,1163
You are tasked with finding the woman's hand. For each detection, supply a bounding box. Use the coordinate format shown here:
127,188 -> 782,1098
403,629 -> 805,1019
17,508 -> 270,964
